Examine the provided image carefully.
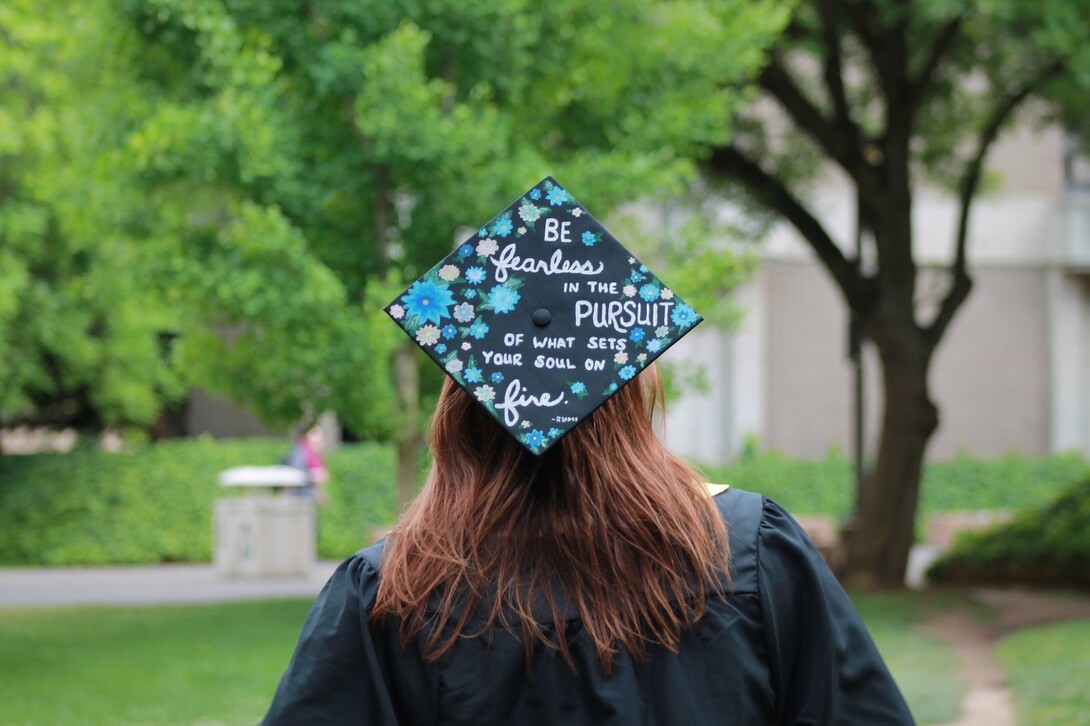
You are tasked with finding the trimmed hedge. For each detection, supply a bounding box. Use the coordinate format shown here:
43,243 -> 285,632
703,450 -> 1087,517
928,477 -> 1090,589
0,438 -> 397,566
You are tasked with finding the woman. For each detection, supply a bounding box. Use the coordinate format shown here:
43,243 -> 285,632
261,365 -> 914,724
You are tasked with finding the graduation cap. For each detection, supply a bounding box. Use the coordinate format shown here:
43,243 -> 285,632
385,176 -> 702,455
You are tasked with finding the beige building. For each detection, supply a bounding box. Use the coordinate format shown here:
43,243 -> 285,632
667,124 -> 1090,465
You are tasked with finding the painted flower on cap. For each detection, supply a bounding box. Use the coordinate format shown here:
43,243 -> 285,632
441,324 -> 458,339
458,243 -> 474,257
474,385 -> 496,403
465,366 -> 483,383
487,284 -> 521,314
546,185 -> 569,206
438,264 -> 460,281
614,351 -> 628,365
465,266 -> 486,285
529,188 -> 542,200
389,304 -> 405,320
491,215 -> 513,237
434,344 -> 447,354
491,371 -> 505,383
402,279 -> 455,326
623,285 -> 637,298
445,358 -> 464,374
526,429 -> 545,448
453,302 -> 475,323
647,339 -> 663,353
569,381 -> 587,396
671,303 -> 698,329
581,231 -> 598,247
655,326 -> 669,338
468,320 -> 489,339
639,284 -> 659,302
477,238 -> 499,256
519,202 -> 541,223
630,327 -> 645,342
618,365 -> 637,380
661,288 -> 674,300
415,324 -> 441,346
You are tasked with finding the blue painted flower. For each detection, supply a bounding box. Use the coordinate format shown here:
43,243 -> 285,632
647,339 -> 663,353
671,303 -> 698,329
465,366 -> 484,383
570,381 -> 587,396
581,231 -> 597,246
605,382 -> 619,394
630,271 -> 645,283
465,266 -> 486,285
639,284 -> 660,302
442,324 -> 458,339
464,288 -> 477,299
491,216 -> 514,237
478,227 -> 488,237
468,320 -> 489,339
639,264 -> 648,273
546,185 -> 569,206
453,302 -> 475,323
547,427 -> 562,438
487,284 -> 521,314
618,365 -> 637,380
528,429 -> 546,448
401,279 -> 455,326
529,188 -> 542,200
458,243 -> 474,257
434,344 -> 447,354
630,327 -> 645,343
491,371 -> 505,384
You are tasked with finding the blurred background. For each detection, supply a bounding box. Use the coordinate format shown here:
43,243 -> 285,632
3,0 -> 1090,723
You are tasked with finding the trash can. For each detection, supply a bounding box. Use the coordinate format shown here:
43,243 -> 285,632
213,466 -> 315,578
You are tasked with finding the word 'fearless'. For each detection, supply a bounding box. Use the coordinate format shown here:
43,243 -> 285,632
490,244 -> 604,283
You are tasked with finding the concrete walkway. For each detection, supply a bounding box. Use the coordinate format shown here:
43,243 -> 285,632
0,561 -> 340,609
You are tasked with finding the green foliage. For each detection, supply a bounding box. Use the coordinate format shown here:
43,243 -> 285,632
0,439 -> 395,565
996,619 -> 1090,726
928,476 -> 1090,589
0,600 -> 313,725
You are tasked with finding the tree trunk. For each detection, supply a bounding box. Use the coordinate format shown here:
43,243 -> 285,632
840,317 -> 938,588
393,343 -> 422,512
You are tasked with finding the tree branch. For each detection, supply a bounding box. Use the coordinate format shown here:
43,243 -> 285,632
706,144 -> 859,306
927,60 -> 1066,344
907,15 -> 964,120
759,56 -> 866,181
817,0 -> 854,130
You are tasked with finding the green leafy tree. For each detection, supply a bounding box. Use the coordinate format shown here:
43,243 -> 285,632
114,0 -> 786,506
706,0 -> 1090,586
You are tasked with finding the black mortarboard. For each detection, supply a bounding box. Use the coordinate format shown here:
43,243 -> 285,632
385,176 -> 702,455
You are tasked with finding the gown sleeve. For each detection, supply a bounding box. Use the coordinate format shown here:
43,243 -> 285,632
756,497 -> 916,725
260,555 -> 398,725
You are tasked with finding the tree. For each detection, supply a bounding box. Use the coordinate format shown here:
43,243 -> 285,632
0,0 -> 185,435
705,0 -> 1090,586
115,0 -> 786,507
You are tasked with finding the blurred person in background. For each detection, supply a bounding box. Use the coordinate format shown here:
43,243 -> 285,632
284,424 -> 329,504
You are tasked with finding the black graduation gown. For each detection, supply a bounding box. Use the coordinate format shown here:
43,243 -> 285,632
261,488 -> 916,725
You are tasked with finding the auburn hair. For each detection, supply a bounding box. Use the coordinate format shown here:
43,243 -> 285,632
372,365 -> 729,671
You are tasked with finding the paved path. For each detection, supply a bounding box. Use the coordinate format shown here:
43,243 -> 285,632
0,561 -> 340,609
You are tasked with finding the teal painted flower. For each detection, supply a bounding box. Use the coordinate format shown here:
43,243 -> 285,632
491,215 -> 514,237
581,231 -> 597,246
434,343 -> 447,354
604,381 -> 619,395
401,279 -> 455,326
465,366 -> 484,383
491,371 -> 505,383
671,303 -> 698,329
655,326 -> 669,338
630,271 -> 645,283
464,288 -> 477,300
647,339 -> 663,353
465,266 -> 486,285
468,320 -> 489,339
546,185 -> 569,206
569,381 -> 587,398
478,227 -> 488,237
442,324 -> 457,339
547,427 -> 562,438
619,365 -> 637,380
487,284 -> 521,314
639,283 -> 659,302
630,327 -> 645,343
453,302 -> 475,323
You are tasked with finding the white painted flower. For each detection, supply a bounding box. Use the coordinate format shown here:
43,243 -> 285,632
614,351 -> 629,365
623,285 -> 637,298
660,288 -> 674,300
637,353 -> 648,363
389,304 -> 405,320
445,358 -> 464,374
517,226 -> 527,235
438,264 -> 460,282
461,342 -> 472,351
571,208 -> 583,217
416,324 -> 441,346
477,237 -> 499,257
474,385 -> 496,403
521,420 -> 531,429
655,326 -> 669,338
452,302 -> 475,323
518,203 -> 541,223
628,256 -> 635,264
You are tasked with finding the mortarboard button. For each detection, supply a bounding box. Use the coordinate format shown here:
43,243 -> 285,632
385,176 -> 702,455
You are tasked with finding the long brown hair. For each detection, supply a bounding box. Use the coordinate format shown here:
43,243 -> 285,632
373,365 -> 729,671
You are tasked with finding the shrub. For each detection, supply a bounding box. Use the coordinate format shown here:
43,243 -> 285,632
928,477 -> 1090,589
0,438 -> 397,566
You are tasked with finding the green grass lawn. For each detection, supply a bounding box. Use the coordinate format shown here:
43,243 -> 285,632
0,592 -> 969,725
0,600 -> 312,726
996,619 -> 1090,725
